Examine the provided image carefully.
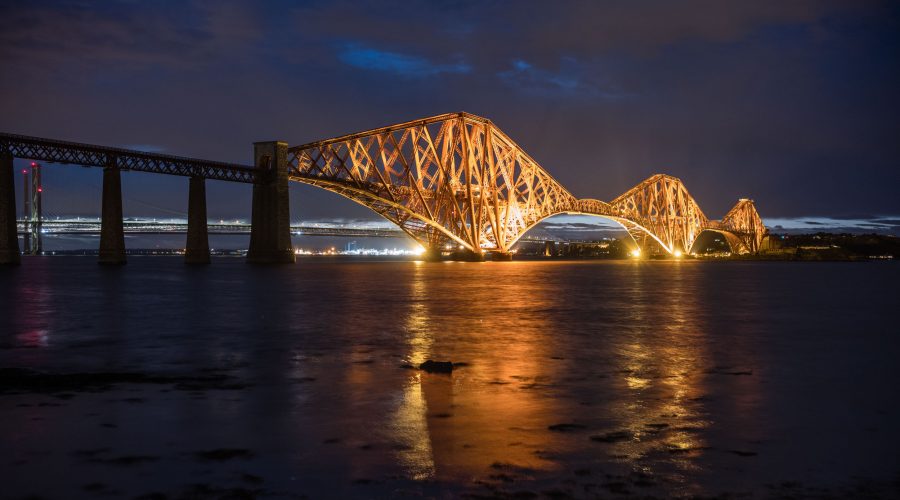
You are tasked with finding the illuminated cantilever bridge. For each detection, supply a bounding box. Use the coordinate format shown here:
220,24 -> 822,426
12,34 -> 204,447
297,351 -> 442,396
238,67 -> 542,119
0,111 -> 766,264
288,112 -> 767,258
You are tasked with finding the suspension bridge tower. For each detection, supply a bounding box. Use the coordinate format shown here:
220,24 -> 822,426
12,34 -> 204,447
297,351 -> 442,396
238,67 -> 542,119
21,162 -> 42,255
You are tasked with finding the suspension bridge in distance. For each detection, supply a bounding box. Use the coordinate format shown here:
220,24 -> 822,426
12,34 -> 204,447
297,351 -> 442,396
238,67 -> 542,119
0,112 -> 768,265
16,219 -> 560,242
16,219 -> 408,238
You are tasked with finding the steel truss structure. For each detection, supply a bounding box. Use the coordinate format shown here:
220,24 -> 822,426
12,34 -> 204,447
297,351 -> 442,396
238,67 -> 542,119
0,133 -> 257,183
289,112 -> 767,255
712,198 -> 767,253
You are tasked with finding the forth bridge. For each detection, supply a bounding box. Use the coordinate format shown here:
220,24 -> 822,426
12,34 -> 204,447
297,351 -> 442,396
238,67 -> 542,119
0,112 -> 767,265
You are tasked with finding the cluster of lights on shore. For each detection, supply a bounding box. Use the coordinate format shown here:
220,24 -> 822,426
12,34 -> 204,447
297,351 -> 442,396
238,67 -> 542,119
630,248 -> 683,258
295,243 -> 689,259
293,246 -> 426,256
289,244 -> 687,259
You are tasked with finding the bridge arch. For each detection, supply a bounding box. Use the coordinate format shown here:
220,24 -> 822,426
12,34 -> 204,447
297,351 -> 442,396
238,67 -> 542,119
688,228 -> 748,255
288,176 -> 473,251
508,211 -> 674,255
291,170 -> 679,255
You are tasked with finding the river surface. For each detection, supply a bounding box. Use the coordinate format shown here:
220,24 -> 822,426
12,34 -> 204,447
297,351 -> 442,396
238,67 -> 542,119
1,258 -> 898,499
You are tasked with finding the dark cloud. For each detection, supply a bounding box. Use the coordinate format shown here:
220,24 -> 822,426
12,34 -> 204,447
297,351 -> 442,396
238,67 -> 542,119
765,216 -> 900,235
1,0 -> 898,222
292,0 -> 863,69
0,0 -> 263,68
829,213 -> 880,220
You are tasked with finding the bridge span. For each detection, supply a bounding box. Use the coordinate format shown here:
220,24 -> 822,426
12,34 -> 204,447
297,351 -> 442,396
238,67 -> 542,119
1,112 -> 767,264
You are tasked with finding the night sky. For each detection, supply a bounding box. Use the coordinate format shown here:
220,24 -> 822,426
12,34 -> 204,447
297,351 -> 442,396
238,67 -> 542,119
2,1 -> 899,230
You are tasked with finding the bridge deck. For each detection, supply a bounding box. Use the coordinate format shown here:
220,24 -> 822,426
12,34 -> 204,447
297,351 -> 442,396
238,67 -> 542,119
1,132 -> 257,183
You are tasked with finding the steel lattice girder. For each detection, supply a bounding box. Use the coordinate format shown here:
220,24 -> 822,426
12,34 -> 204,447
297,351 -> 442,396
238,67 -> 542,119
0,133 -> 257,183
287,112 -> 767,255
288,112 -> 589,251
713,198 -> 768,253
608,174 -> 711,253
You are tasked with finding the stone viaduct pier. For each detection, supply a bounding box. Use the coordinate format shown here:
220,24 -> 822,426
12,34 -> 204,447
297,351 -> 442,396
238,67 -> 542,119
0,134 -> 295,265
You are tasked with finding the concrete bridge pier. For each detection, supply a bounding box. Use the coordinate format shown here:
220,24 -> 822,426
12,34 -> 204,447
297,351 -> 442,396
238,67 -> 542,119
421,247 -> 443,262
247,141 -> 295,264
0,152 -> 21,265
449,249 -> 485,262
185,176 -> 210,264
421,247 -> 487,261
490,252 -> 513,261
98,160 -> 126,265
543,240 -> 556,257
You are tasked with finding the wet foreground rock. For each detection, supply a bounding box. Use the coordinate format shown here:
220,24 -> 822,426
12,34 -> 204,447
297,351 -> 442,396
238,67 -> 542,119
419,360 -> 454,373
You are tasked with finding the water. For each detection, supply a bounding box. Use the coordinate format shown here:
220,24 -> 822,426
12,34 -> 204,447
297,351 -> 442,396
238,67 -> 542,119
1,258 -> 898,498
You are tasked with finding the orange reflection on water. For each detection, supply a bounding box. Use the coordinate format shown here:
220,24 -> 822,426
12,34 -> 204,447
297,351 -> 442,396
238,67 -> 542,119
389,262 -> 565,481
604,261 -> 712,492
330,261 -> 718,491
390,264 -> 437,479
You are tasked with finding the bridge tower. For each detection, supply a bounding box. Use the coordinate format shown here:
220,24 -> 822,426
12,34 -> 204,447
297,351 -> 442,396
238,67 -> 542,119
247,141 -> 295,264
28,162 -> 43,254
0,150 -> 20,265
22,167 -> 29,254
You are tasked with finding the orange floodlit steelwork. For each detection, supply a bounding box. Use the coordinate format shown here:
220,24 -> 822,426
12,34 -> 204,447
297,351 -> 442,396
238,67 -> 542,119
0,113 -> 768,265
288,112 -> 767,256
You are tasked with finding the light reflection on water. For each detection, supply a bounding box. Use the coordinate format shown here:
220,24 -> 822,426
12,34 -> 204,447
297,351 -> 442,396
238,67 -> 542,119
0,258 -> 898,497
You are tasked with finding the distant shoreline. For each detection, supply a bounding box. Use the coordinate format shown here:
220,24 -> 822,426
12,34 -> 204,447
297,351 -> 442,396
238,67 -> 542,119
13,250 -> 895,262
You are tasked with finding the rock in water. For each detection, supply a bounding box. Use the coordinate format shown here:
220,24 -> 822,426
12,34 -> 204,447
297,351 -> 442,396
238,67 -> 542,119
419,360 -> 454,373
